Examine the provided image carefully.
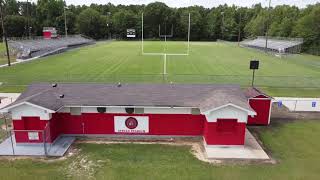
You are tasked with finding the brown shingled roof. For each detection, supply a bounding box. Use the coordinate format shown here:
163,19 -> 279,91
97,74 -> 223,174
245,87 -> 271,99
2,83 -> 254,113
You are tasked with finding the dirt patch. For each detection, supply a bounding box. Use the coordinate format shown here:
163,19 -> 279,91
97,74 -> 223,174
64,150 -> 106,180
75,138 -> 275,165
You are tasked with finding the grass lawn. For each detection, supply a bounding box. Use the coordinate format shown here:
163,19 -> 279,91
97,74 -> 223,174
0,120 -> 319,179
0,41 -> 319,96
0,43 -> 15,65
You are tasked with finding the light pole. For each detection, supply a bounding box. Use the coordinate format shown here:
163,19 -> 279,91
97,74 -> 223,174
107,12 -> 111,39
265,0 -> 271,52
237,9 -> 242,46
0,0 -> 11,66
64,6 -> 68,37
221,12 -> 224,40
26,0 -> 31,38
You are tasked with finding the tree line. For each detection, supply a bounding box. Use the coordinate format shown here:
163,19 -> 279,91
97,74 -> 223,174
1,0 -> 319,54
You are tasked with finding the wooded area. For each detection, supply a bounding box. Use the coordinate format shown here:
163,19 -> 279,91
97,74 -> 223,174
0,0 -> 319,54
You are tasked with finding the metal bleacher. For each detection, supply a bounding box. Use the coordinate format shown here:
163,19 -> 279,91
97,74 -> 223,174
241,36 -> 303,54
9,35 -> 95,60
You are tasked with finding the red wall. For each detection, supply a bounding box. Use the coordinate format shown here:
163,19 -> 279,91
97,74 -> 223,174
13,117 -> 48,143
43,31 -> 52,39
247,98 -> 271,125
55,113 -> 205,136
13,116 -> 61,143
13,113 -> 248,146
203,119 -> 246,145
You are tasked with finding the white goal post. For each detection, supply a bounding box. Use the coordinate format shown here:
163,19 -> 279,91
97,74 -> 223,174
141,13 -> 191,75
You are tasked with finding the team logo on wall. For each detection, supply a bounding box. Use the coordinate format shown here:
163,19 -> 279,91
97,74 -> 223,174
114,116 -> 149,133
125,117 -> 138,129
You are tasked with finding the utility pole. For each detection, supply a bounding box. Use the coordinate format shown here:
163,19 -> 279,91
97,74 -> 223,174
0,0 -> 11,66
265,0 -> 271,52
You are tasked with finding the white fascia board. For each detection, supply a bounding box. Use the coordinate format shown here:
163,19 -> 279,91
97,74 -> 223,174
63,105 -> 198,109
202,103 -> 256,116
0,102 -> 56,113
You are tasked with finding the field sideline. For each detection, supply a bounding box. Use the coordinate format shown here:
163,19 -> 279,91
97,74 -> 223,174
0,41 -> 319,96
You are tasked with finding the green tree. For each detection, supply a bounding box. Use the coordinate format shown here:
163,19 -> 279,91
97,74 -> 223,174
4,15 -> 27,37
293,4 -> 320,54
112,9 -> 138,38
55,11 -> 77,35
4,0 -> 19,15
76,8 -> 108,39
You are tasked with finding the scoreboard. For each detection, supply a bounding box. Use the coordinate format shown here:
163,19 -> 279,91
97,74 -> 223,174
127,29 -> 136,38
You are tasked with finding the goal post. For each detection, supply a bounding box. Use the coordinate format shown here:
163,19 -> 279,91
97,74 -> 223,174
141,13 -> 191,76
141,13 -> 191,55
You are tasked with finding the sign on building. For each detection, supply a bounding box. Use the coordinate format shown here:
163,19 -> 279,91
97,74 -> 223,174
114,116 -> 149,133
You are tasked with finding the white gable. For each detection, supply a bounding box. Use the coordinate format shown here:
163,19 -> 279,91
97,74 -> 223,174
11,104 -> 52,120
205,105 -> 250,123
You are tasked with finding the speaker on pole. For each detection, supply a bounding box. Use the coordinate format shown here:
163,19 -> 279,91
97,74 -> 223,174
250,60 -> 260,87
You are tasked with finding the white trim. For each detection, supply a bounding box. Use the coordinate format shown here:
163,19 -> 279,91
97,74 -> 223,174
267,99 -> 273,125
203,137 -> 245,147
0,102 -> 56,113
203,103 -> 256,116
63,105 -> 198,109
249,97 -> 272,100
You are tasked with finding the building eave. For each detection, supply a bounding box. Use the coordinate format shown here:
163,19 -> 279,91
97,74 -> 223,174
201,103 -> 256,116
0,101 -> 56,113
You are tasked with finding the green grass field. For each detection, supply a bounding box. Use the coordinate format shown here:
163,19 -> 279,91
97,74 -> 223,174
0,120 -> 319,180
0,41 -> 319,96
0,43 -> 15,65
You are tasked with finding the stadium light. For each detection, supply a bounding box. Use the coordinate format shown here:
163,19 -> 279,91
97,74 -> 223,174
0,0 -> 11,66
64,1 -> 68,37
221,12 -> 225,40
265,0 -> 272,52
237,8 -> 242,46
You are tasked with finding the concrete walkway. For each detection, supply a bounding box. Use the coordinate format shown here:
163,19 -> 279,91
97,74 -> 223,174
0,135 -> 75,156
205,129 -> 269,159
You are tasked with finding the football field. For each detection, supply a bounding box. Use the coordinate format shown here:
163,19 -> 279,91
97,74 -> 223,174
0,41 -> 319,96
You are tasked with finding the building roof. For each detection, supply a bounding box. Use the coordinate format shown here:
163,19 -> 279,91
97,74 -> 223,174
2,83 -> 254,113
245,87 -> 271,99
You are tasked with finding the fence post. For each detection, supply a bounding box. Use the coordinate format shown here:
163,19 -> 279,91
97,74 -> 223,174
9,130 -> 15,155
43,130 -> 47,156
4,117 -> 15,155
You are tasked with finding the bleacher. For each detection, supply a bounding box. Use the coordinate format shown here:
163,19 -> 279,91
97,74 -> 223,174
241,36 -> 303,54
8,35 -> 95,60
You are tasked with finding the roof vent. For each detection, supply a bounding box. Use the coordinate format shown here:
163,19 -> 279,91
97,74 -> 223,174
117,82 -> 122,87
59,94 -> 65,98
52,83 -> 57,88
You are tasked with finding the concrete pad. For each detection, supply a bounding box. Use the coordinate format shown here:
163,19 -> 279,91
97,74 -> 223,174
205,129 -> 269,160
0,135 -> 75,157
0,93 -> 21,109
274,97 -> 320,112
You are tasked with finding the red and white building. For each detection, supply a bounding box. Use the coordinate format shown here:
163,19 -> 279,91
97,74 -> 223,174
43,27 -> 58,39
0,83 -> 272,147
